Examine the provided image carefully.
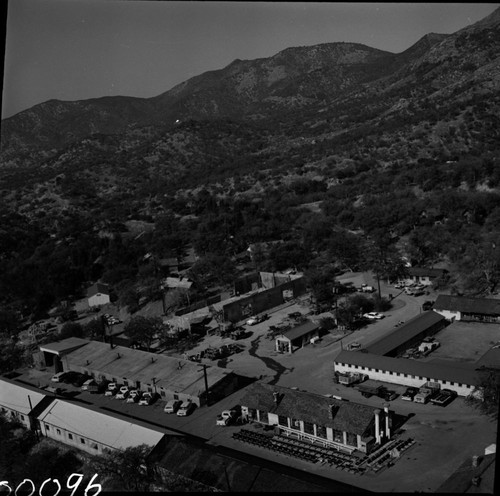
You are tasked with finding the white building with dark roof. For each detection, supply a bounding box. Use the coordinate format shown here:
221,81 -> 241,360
37,399 -> 166,456
239,383 -> 396,454
0,377 -> 54,430
87,282 -> 110,307
433,295 -> 500,323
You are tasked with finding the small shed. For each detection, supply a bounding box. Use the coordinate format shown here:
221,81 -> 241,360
275,320 -> 320,354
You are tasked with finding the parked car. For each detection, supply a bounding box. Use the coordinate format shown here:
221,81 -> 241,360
126,389 -> 141,403
51,372 -> 67,383
115,386 -> 130,400
347,342 -> 361,351
104,382 -> 118,396
177,400 -> 196,416
422,300 -> 435,311
401,387 -> 419,401
138,392 -> 156,406
363,312 -> 384,320
81,379 -> 96,391
164,399 -> 182,414
378,389 -> 398,401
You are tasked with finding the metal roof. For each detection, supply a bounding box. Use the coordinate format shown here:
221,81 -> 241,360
64,341 -> 233,396
0,378 -> 49,415
239,382 -> 378,436
37,399 -> 165,451
334,350 -> 481,386
366,311 -> 445,355
281,320 -> 320,341
434,295 -> 500,315
39,337 -> 90,356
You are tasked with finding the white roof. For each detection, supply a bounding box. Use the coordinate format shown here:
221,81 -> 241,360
0,378 -> 47,415
37,399 -> 165,451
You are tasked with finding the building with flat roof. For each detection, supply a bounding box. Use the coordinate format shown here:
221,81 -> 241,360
434,294 -> 500,323
275,320 -> 321,354
0,377 -> 54,431
333,350 -> 489,397
366,311 -> 446,357
38,337 -> 90,373
61,340 -> 238,406
37,398 -> 166,456
239,382 -> 397,454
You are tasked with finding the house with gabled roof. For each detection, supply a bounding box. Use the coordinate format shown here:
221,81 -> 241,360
399,267 -> 448,286
433,294 -> 500,323
87,282 -> 110,307
239,382 -> 395,454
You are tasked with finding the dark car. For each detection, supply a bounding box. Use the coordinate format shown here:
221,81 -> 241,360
422,300 -> 435,311
62,371 -> 89,386
379,389 -> 398,401
401,387 -> 419,401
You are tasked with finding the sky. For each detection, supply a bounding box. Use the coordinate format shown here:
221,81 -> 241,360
2,1 -> 499,119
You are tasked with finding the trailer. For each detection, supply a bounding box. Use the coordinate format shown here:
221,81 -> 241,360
357,380 -> 385,398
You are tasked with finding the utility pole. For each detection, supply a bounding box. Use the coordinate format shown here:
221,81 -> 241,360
198,364 -> 210,406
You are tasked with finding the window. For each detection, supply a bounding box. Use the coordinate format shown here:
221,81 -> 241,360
68,434 -> 73,440
396,373 -> 400,376
80,438 -> 85,444
290,418 -> 301,430
316,424 -> 327,439
389,371 -> 393,375
45,425 -> 50,431
278,415 -> 288,427
303,421 -> 314,435
57,429 -> 61,435
20,415 -> 25,420
259,410 -> 269,423
450,382 -> 455,386
346,432 -> 357,447
333,429 -> 343,443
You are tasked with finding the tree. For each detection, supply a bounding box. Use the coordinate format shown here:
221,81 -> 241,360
124,316 -> 163,351
87,444 -> 155,492
306,268 -> 337,312
466,369 -> 500,420
83,318 -> 105,340
59,322 -> 83,339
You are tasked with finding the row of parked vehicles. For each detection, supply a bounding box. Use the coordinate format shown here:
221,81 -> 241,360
401,384 -> 457,406
187,342 -> 244,362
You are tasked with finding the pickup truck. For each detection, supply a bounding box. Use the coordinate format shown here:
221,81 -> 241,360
357,380 -> 385,398
414,387 -> 436,404
430,389 -> 457,406
338,372 -> 367,387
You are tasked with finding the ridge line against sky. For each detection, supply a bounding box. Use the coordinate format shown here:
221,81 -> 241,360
2,1 -> 499,119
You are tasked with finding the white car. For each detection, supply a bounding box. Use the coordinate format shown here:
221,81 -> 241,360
138,392 -> 154,405
115,386 -> 130,400
177,400 -> 196,416
51,372 -> 67,383
126,389 -> 141,403
164,399 -> 182,413
104,382 -> 118,396
363,312 -> 384,320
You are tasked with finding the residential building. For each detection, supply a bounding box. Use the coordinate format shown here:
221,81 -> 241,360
400,267 -> 448,286
433,295 -> 500,323
87,282 -> 110,307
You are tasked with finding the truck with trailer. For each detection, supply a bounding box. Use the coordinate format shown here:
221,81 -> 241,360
357,380 -> 385,398
338,372 -> 368,387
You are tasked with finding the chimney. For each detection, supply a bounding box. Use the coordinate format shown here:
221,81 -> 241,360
116,353 -> 121,359
472,455 -> 480,467
374,409 -> 381,444
273,391 -> 279,403
383,403 -> 391,439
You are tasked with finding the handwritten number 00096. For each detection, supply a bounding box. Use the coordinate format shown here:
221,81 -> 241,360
0,473 -> 101,496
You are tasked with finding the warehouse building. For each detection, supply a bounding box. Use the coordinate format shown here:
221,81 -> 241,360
334,350 -> 481,397
239,382 -> 396,454
37,399 -> 167,456
366,311 -> 447,357
61,340 -> 238,406
433,295 -> 500,323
